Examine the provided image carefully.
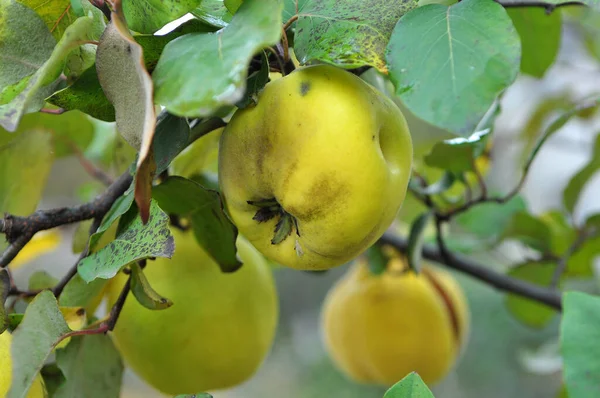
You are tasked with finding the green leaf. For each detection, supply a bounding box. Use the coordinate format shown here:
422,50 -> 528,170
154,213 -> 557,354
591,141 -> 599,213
59,274 -> 108,310
407,211 -> 432,273
410,172 -> 455,196
54,334 -> 124,398
383,372 -> 435,398
173,394 -> 213,398
236,51 -> 269,109
507,7 -> 561,78
566,235 -> 600,278
153,111 -> 191,174
191,0 -> 233,28
2,109 -> 97,157
501,0 -> 598,9
456,194 -> 527,239
171,127 -> 222,178
136,19 -> 217,74
47,67 -> 116,122
283,0 -> 307,21
0,130 -> 54,216
502,211 -> 553,252
89,190 -> 134,251
77,200 -> 175,282
129,261 -> 173,310
505,261 -> 558,328
0,0 -> 55,106
386,0 -> 520,136
152,176 -> 241,272
123,0 -> 203,34
563,133 -> 600,214
8,291 -> 71,398
578,9 -> 600,61
561,291 -> 600,398
40,363 -> 66,397
28,271 -> 58,291
539,210 -> 576,256
424,130 -> 489,173
0,7 -> 100,131
366,244 -> 388,276
7,313 -> 24,331
294,0 -> 418,72
153,0 -> 282,117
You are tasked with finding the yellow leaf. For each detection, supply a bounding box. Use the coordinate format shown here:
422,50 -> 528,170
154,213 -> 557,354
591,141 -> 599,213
56,306 -> 86,349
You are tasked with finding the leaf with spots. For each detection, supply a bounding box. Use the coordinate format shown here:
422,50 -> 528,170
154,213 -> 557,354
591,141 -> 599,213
96,1 -> 156,223
123,0 -> 203,34
386,0 -> 520,136
283,0 -> 307,21
294,0 -> 417,72
152,176 -> 241,272
153,0 -> 282,117
77,200 -> 175,282
0,5 -> 101,131
54,334 -> 124,398
8,291 -> 71,398
383,371 -> 435,398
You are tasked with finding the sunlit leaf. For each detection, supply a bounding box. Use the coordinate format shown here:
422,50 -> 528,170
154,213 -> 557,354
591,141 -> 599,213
153,0 -> 282,117
191,0 -> 233,28
294,0 -> 418,72
123,0 -> 203,34
10,230 -> 61,269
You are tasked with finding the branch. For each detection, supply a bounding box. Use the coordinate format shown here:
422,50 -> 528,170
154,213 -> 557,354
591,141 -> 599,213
495,1 -> 584,13
379,232 -> 563,311
0,171 -> 132,268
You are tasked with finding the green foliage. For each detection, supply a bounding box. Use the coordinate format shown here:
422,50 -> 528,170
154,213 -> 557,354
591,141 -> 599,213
563,134 -> 600,215
561,292 -> 600,398
152,176 -> 241,272
294,0 -> 418,71
54,334 -> 123,398
78,200 -> 175,282
505,262 -> 558,328
129,261 -> 174,310
386,0 -> 520,136
507,7 -> 561,78
407,211 -> 432,273
424,130 -> 489,173
123,0 -> 203,34
8,291 -> 71,398
383,372 -> 435,398
153,0 -> 283,117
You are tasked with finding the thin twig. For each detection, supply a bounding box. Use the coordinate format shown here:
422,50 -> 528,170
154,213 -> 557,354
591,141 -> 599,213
282,14 -> 299,32
53,217 -> 103,297
550,228 -> 599,288
70,143 -> 114,186
379,231 -> 563,311
0,171 -> 132,268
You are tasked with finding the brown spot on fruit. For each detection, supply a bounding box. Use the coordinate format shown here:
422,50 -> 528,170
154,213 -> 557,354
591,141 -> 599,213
299,81 -> 311,96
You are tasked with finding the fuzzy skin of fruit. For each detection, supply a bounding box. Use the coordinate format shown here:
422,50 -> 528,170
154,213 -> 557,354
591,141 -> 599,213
106,229 -> 278,395
219,64 -> 413,271
0,331 -> 46,397
321,256 -> 470,386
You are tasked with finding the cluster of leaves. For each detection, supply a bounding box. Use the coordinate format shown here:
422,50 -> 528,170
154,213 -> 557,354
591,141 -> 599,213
1,0 -> 600,397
